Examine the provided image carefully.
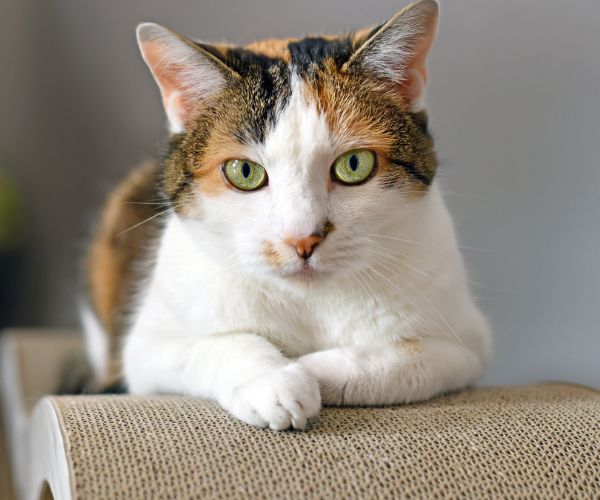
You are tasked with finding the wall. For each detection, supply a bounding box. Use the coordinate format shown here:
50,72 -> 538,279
1,0 -> 598,386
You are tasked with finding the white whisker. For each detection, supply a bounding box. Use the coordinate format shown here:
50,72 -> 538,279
370,255 -> 482,369
116,206 -> 182,236
369,248 -> 450,290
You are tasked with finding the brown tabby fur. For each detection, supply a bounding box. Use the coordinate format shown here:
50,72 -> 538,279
86,161 -> 160,384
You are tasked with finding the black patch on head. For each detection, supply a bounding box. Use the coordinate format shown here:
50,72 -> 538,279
186,36 -> 363,146
288,36 -> 354,75
190,37 -> 357,146
389,158 -> 432,185
198,43 -> 280,76
198,44 -> 293,144
383,111 -> 436,187
412,110 -> 429,136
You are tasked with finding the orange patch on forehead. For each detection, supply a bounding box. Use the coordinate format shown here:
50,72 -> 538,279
245,39 -> 292,63
301,61 -> 434,192
350,27 -> 377,47
302,63 -> 400,148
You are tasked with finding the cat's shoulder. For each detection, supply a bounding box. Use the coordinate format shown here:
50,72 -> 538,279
86,161 -> 162,338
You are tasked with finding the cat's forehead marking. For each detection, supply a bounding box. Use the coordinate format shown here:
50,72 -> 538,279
286,36 -> 354,75
260,73 -> 335,177
245,39 -> 291,63
163,30 -> 438,215
199,32 -> 377,147
240,31 -> 378,76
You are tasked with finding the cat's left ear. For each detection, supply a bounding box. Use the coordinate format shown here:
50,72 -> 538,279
345,0 -> 439,111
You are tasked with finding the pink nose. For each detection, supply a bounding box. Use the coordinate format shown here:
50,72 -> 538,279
283,234 -> 324,260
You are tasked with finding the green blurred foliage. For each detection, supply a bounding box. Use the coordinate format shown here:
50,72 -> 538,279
0,168 -> 27,252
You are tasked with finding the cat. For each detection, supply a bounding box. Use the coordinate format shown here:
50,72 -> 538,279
82,0 -> 492,430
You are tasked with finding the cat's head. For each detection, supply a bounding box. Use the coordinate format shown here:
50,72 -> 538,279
138,0 -> 439,289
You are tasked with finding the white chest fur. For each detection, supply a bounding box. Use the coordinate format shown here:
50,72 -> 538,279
122,183 -> 491,432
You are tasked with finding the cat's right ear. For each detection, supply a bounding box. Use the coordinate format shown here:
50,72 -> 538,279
137,23 -> 238,133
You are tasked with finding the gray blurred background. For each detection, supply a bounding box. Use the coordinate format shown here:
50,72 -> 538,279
0,0 -> 598,387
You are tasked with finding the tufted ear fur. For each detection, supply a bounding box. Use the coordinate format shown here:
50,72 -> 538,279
137,23 -> 239,133
345,0 -> 439,111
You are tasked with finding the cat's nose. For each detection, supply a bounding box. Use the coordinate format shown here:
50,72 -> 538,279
283,234 -> 324,260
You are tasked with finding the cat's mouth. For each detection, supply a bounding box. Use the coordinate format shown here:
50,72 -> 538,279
262,239 -> 329,283
279,262 -> 326,283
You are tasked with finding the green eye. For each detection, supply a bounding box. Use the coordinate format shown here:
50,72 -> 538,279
332,149 -> 376,185
223,159 -> 268,191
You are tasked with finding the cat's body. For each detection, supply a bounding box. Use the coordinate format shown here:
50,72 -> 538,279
83,0 -> 492,430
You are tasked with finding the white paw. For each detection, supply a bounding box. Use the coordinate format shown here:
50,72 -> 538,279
226,363 -> 321,430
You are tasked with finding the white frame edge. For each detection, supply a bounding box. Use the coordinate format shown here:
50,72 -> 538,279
26,398 -> 73,500
0,332 -> 30,498
0,334 -> 74,500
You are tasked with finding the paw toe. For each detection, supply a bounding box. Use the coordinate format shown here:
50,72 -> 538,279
228,363 -> 321,430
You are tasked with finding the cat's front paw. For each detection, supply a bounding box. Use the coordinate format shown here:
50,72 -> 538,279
298,349 -> 360,405
226,363 -> 321,430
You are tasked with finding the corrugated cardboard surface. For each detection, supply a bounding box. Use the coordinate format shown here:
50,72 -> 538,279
50,384 -> 600,499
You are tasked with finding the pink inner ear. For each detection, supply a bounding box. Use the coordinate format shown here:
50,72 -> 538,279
140,40 -> 192,128
401,14 -> 439,105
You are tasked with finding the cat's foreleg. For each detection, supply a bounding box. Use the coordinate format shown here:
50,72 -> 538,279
298,339 -> 486,406
124,332 -> 321,430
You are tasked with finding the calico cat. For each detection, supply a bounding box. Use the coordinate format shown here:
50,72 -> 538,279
83,0 -> 492,430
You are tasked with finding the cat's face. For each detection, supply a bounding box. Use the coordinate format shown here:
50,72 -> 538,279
139,0 -> 439,289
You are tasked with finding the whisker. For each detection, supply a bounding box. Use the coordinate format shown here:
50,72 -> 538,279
125,201 -> 171,206
370,256 -> 482,369
367,233 -> 493,253
250,275 -> 266,312
368,248 -> 450,290
116,207 -> 176,236
346,274 -> 372,303
347,259 -> 384,308
357,267 -> 384,307
365,233 -> 437,251
366,238 -> 434,266
366,234 -> 489,279
364,262 -> 440,334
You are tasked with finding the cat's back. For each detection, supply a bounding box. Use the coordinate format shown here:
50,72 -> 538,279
85,161 -> 160,384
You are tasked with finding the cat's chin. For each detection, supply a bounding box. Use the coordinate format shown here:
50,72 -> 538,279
277,264 -> 330,288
